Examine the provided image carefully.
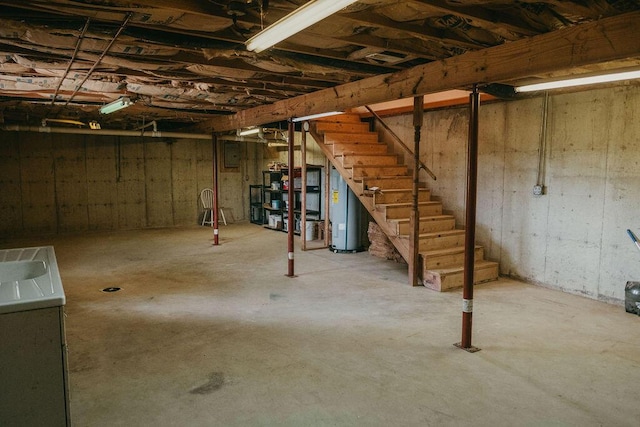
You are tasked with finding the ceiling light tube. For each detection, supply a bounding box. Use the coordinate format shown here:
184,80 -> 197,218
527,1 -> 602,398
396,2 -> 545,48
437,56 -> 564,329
238,127 -> 262,136
292,111 -> 343,122
245,0 -> 358,53
100,97 -> 133,114
515,70 -> 640,93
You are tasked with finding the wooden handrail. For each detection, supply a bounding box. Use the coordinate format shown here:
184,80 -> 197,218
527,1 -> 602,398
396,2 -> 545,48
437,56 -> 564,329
365,106 -> 437,181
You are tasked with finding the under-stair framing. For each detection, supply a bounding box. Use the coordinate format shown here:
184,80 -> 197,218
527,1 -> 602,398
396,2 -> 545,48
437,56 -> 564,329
309,113 -> 499,291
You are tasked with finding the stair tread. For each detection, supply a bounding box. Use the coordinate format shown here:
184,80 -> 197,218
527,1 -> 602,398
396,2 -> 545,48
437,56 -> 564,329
378,201 -> 440,208
324,131 -> 377,135
390,215 -> 454,223
362,175 -> 413,180
315,114 -> 362,122
352,164 -> 405,169
377,188 -> 430,193
341,153 -> 396,157
421,245 -> 482,256
399,229 -> 465,239
425,260 -> 498,274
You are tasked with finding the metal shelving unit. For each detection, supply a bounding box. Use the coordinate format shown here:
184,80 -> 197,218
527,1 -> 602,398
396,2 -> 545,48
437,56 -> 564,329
259,167 -> 323,235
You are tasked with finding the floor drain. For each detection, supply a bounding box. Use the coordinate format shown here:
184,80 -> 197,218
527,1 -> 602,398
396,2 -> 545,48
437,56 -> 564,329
102,287 -> 121,293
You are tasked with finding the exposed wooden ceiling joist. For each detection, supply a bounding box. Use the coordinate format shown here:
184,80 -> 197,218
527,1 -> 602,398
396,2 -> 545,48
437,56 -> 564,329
201,11 -> 640,132
0,1 -> 638,129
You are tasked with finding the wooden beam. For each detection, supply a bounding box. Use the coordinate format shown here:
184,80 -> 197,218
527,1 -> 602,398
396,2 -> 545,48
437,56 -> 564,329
340,11 -> 485,50
200,11 -> 640,132
411,0 -> 539,37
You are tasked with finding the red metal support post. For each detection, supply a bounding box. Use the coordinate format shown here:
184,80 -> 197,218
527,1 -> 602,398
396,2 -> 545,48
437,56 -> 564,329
212,133 -> 220,245
301,124 -> 307,250
457,85 -> 481,352
286,119 -> 295,277
409,96 -> 423,286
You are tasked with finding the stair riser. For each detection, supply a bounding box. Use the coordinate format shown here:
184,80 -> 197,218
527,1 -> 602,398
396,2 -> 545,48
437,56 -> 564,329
419,233 -> 466,252
342,155 -> 399,167
363,177 -> 413,189
383,204 -> 442,219
422,247 -> 484,270
333,144 -> 388,156
397,218 -> 456,235
353,166 -> 408,179
423,263 -> 499,292
316,122 -> 370,133
324,132 -> 380,144
375,190 -> 430,204
316,114 -> 362,123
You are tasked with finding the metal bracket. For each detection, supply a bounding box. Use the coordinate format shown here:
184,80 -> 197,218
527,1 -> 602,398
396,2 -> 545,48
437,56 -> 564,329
454,342 -> 481,353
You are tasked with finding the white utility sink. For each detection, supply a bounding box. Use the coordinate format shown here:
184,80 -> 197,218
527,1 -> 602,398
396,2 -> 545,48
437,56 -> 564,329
0,246 -> 65,314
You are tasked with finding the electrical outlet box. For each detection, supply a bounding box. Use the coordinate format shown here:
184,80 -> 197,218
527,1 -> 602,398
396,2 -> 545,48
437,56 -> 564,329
533,184 -> 544,196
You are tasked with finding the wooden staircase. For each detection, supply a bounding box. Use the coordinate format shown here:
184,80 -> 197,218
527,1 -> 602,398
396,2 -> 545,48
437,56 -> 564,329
309,113 -> 499,291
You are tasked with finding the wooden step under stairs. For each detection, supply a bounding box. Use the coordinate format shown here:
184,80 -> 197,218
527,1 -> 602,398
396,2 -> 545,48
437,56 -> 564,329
310,113 -> 499,291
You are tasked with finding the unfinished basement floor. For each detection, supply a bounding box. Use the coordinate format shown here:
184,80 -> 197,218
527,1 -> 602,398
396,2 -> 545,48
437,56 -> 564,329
2,223 -> 639,426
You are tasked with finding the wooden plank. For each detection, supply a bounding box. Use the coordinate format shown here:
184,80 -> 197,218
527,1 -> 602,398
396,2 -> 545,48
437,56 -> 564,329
422,246 -> 484,270
373,188 -> 430,204
391,215 -> 455,235
361,176 -> 413,189
316,122 -> 370,133
332,143 -> 388,156
315,113 -> 363,123
342,154 -> 400,167
417,230 -> 466,251
324,132 -> 380,144
424,260 -> 499,291
202,12 -> 640,132
381,201 -> 442,219
352,164 -> 408,179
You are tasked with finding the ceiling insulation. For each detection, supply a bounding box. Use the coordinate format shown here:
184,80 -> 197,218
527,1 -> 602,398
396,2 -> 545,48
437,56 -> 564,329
0,0 -> 638,131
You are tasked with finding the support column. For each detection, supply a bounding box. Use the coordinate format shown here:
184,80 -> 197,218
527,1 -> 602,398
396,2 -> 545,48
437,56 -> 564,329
286,119 -> 295,277
301,124 -> 307,250
456,85 -> 480,352
324,156 -> 331,247
212,133 -> 220,246
409,96 -> 424,286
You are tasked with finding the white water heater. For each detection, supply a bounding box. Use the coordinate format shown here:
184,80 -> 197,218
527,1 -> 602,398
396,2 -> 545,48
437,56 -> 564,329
330,168 -> 363,252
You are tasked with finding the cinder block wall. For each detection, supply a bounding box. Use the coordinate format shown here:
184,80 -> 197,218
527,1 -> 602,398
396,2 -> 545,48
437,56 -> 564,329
384,85 -> 640,302
0,134 -> 258,236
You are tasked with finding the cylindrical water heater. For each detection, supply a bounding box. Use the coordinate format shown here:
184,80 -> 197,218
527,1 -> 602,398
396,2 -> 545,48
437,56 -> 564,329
330,167 -> 362,252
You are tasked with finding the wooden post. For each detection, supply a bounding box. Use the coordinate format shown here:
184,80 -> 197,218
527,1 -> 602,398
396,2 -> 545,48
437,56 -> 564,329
456,85 -> 480,352
409,96 -> 423,286
212,133 -> 220,246
324,156 -> 331,247
301,123 -> 307,250
286,119 -> 295,277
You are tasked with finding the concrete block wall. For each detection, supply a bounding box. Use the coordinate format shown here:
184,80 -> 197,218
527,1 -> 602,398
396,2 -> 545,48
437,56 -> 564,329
0,133 -> 257,237
383,85 -> 640,303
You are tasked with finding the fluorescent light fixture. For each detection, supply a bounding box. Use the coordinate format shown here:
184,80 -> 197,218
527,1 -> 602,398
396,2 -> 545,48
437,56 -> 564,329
245,0 -> 358,53
292,111 -> 343,122
100,97 -> 133,114
238,127 -> 262,136
515,70 -> 640,93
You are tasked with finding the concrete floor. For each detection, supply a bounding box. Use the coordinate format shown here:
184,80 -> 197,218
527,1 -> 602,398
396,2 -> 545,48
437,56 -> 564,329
2,223 -> 639,426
